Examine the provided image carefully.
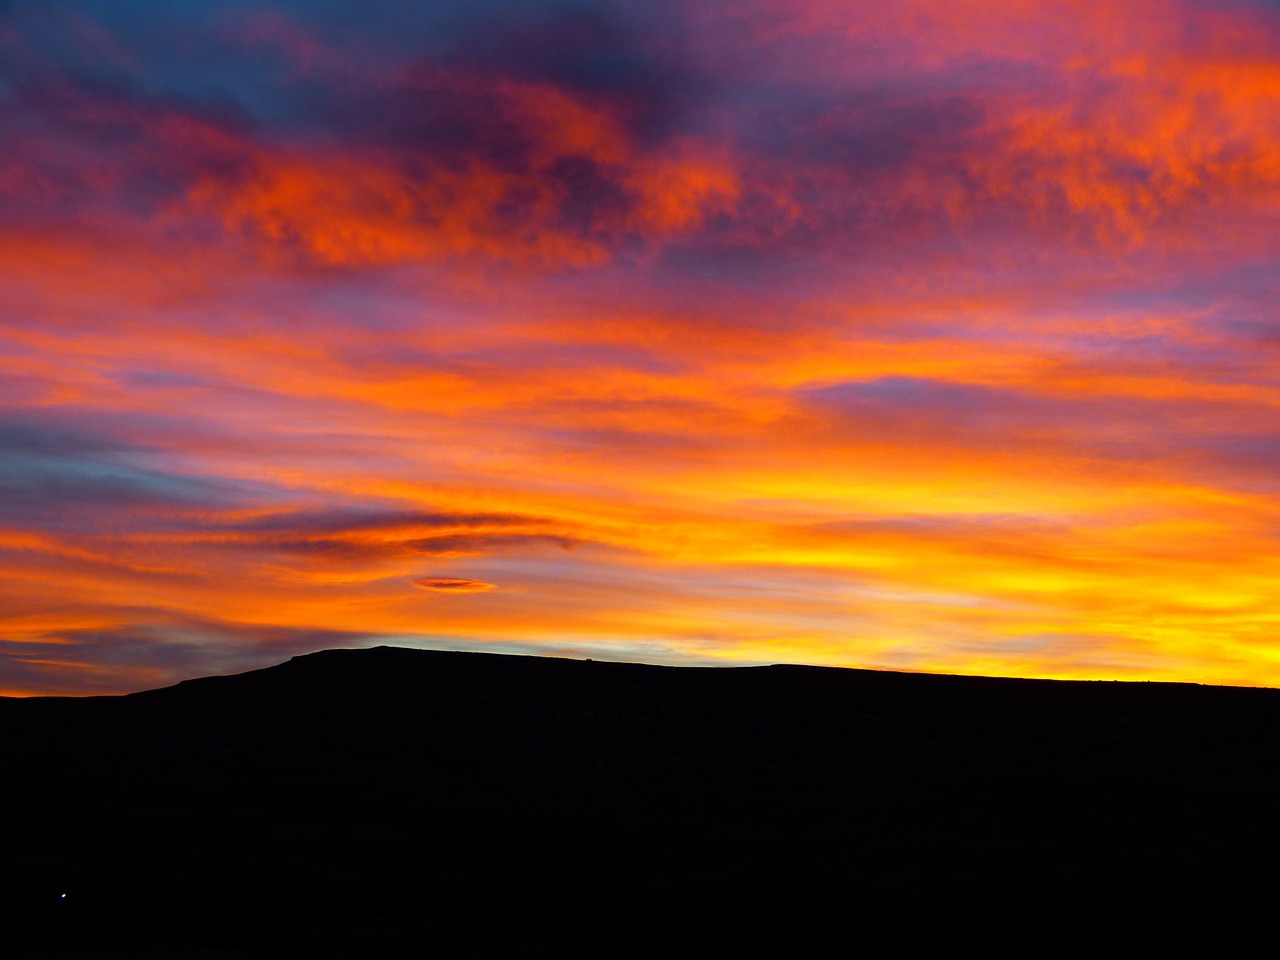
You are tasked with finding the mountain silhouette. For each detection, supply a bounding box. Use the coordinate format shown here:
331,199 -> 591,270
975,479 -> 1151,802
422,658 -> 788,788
5,646 -> 1280,956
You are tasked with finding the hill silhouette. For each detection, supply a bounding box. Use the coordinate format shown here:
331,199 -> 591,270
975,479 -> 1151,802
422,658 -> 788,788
4,646 -> 1280,956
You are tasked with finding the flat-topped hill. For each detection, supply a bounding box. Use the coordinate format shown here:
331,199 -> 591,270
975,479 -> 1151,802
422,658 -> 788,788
5,646 -> 1278,955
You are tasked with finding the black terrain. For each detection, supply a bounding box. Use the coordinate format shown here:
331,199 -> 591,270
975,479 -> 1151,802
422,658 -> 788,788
4,646 -> 1279,956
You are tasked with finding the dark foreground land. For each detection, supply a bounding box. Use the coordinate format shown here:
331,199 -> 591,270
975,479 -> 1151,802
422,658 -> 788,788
4,646 -> 1280,956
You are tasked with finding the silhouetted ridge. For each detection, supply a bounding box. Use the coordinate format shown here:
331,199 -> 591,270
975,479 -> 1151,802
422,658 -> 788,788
5,647 -> 1280,957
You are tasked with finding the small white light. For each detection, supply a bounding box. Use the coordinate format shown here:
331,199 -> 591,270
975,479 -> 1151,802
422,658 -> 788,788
60,893 -> 67,899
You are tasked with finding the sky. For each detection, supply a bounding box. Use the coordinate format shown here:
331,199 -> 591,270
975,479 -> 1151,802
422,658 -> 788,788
5,0 -> 1280,694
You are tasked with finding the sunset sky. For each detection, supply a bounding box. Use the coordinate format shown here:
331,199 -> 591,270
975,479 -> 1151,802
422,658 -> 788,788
6,0 -> 1280,694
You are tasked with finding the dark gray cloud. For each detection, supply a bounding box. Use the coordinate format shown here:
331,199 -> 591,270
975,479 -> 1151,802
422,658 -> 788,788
745,90 -> 989,173
222,507 -> 536,536
4,0 -> 704,151
412,577 -> 496,592
1191,434 -> 1280,489
243,532 -> 578,563
157,506 -> 581,563
0,422 -> 230,528
440,2 -> 702,144
798,374 -> 1198,466
802,376 -> 1054,435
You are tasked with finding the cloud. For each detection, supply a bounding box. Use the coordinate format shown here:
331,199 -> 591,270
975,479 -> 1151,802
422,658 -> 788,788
412,578 -> 498,593
222,507 -> 535,536
194,509 -> 578,564
0,421 -> 233,528
189,75 -> 738,268
0,2 -> 738,273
